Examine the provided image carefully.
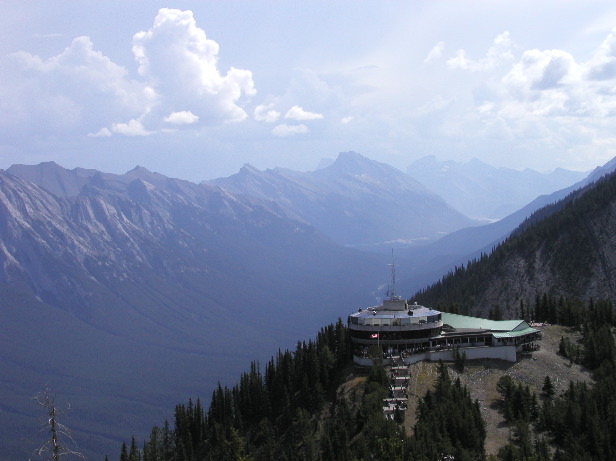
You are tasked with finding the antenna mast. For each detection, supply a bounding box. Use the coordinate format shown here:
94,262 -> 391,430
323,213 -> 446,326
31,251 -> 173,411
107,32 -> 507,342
388,249 -> 398,300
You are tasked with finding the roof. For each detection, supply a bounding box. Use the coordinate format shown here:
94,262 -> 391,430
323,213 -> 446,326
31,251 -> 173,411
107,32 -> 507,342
441,312 -> 530,333
493,327 -> 541,339
351,304 -> 440,319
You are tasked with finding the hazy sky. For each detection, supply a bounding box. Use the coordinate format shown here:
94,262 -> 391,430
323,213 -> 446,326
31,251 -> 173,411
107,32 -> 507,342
2,1 -> 616,181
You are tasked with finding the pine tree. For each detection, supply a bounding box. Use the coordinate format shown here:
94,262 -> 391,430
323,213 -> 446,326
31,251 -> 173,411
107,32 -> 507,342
542,375 -> 555,399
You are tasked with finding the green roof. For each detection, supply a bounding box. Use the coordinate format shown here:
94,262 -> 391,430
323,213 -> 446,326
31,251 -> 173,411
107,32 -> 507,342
441,312 -> 529,332
493,327 -> 541,339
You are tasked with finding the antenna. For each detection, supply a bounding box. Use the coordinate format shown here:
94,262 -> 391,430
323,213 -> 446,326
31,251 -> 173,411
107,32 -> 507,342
388,248 -> 398,300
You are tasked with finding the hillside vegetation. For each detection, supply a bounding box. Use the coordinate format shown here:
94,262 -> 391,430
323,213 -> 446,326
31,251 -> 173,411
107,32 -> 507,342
411,170 -> 616,317
105,166 -> 616,460
108,297 -> 615,460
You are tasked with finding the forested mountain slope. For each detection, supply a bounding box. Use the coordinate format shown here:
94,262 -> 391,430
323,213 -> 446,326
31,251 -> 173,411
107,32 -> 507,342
396,156 -> 616,296
411,170 -> 616,317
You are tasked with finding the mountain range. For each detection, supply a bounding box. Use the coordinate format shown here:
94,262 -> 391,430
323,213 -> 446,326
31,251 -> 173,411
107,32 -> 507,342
395,156 -> 616,296
0,162 -> 384,459
412,166 -> 616,317
211,151 -> 477,248
0,151 -> 611,459
406,155 -> 588,220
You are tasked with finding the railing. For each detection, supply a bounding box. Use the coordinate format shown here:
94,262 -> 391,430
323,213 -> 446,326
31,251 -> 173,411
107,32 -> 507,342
348,321 -> 443,332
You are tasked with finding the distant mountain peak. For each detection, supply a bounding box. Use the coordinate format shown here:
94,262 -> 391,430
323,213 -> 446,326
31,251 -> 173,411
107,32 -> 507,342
128,165 -> 152,174
239,163 -> 262,175
123,165 -> 169,188
212,151 -> 472,247
338,150 -> 363,159
407,156 -> 589,220
327,151 -> 386,175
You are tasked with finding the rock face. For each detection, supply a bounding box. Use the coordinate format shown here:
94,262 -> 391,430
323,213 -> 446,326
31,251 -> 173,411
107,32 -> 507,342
212,151 -> 478,248
0,165 -> 384,460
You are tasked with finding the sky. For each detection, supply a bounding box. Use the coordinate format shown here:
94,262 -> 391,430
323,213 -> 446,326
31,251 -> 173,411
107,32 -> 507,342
2,1 -> 616,182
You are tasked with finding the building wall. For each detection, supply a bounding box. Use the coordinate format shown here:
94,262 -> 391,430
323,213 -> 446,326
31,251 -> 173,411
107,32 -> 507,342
353,345 -> 518,367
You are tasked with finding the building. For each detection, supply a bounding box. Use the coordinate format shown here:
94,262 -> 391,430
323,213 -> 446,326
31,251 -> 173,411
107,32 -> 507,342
348,295 -> 541,366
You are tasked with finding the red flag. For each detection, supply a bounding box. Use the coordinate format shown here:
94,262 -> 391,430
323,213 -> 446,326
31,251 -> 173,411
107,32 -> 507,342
370,333 -> 379,339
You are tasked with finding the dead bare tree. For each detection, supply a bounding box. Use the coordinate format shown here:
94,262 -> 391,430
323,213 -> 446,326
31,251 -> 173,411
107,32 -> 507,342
34,387 -> 85,460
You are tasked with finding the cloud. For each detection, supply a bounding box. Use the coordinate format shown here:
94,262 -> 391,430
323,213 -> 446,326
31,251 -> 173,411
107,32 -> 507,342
254,103 -> 280,122
132,8 -> 255,128
503,49 -> 578,101
448,32 -> 514,71
272,123 -> 309,136
164,110 -> 199,125
89,127 -> 112,137
452,28 -> 616,166
1,36 -> 150,137
586,28 -> 616,80
341,116 -> 354,124
284,105 -> 323,120
111,119 -> 152,136
424,41 -> 445,63
0,9 -> 255,141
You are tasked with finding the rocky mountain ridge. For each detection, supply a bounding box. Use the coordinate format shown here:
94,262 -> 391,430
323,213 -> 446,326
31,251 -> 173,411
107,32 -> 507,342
0,165 -> 384,459
211,151 -> 478,247
407,155 -> 588,220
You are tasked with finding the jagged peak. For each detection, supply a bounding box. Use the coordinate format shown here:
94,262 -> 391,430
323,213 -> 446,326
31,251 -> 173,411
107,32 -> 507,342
127,165 -> 153,174
328,151 -> 372,171
324,151 -> 405,179
122,166 -> 170,189
239,163 -> 262,175
8,160 -> 67,173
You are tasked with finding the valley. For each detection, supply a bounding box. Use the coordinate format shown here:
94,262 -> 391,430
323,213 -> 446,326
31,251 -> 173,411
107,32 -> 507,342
0,152 -> 614,459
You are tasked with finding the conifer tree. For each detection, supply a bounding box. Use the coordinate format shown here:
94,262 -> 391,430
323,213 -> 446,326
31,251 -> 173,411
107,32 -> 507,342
542,375 -> 555,399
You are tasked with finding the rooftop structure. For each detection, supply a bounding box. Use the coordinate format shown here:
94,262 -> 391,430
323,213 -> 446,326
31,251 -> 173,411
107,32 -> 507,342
348,297 -> 541,366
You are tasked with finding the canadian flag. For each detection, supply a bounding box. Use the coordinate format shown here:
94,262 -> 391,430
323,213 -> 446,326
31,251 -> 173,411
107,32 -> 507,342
370,333 -> 379,339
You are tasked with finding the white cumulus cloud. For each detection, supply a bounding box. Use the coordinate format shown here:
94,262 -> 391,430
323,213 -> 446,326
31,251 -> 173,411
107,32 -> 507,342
586,28 -> 616,81
272,123 -> 309,136
0,8 -> 255,141
451,28 -> 616,168
111,119 -> 152,136
132,8 -> 255,129
164,110 -> 199,125
503,49 -> 579,107
254,103 -> 281,122
284,105 -> 323,121
448,32 -> 515,71
1,36 -> 150,137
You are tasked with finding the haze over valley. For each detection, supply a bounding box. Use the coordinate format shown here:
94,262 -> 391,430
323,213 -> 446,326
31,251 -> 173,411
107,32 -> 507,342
2,2 -> 616,459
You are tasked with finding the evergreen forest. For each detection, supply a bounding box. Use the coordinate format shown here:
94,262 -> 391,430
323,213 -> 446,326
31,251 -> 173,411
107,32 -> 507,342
110,318 -> 486,461
411,171 -> 616,315
108,296 -> 615,460
107,172 -> 616,460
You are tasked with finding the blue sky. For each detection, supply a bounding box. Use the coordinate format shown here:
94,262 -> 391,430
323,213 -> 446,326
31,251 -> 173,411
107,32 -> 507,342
2,1 -> 616,181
